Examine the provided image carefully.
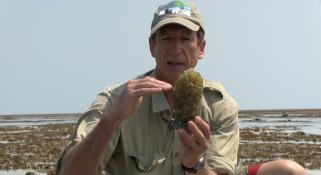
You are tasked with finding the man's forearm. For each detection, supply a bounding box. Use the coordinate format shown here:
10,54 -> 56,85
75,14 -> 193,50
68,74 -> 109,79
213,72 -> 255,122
59,113 -> 120,175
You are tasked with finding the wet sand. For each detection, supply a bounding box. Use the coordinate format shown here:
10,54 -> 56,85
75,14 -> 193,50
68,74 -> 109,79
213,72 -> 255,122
238,109 -> 321,172
0,109 -> 321,174
0,114 -> 76,175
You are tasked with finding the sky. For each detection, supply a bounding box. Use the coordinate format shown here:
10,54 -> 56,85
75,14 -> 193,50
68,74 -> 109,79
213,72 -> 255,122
0,0 -> 321,115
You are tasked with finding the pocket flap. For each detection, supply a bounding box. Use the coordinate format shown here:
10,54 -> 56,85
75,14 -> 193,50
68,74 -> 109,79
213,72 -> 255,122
128,153 -> 166,171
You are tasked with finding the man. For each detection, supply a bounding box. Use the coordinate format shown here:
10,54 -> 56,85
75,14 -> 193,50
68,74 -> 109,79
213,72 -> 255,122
56,1 -> 305,175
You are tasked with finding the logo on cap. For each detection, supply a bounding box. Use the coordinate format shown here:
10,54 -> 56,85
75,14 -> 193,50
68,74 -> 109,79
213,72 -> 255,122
158,1 -> 192,17
151,0 -> 204,35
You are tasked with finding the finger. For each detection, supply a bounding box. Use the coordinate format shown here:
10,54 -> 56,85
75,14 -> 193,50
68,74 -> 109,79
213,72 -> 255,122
186,121 -> 208,150
129,77 -> 172,91
132,87 -> 164,97
144,76 -> 172,87
132,81 -> 171,91
194,116 -> 211,140
137,76 -> 172,88
177,129 -> 199,151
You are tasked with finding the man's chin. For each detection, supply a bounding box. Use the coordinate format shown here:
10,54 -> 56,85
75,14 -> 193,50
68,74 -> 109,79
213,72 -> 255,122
156,68 -> 187,84
167,65 -> 186,73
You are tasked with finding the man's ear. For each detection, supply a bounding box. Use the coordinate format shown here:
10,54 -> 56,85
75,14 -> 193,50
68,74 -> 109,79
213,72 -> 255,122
149,37 -> 155,57
198,40 -> 206,59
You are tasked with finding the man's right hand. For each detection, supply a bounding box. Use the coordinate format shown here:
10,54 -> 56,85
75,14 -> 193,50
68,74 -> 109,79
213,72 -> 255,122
59,76 -> 172,175
106,76 -> 172,124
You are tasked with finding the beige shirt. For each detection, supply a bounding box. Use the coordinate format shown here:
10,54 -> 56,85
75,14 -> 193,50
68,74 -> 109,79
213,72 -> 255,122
56,69 -> 239,175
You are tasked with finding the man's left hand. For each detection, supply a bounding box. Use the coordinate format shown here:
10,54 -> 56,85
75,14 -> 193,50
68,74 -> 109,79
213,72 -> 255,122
177,116 -> 211,168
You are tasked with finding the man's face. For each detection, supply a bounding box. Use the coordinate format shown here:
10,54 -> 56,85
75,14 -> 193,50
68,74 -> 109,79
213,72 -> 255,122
149,24 -> 206,85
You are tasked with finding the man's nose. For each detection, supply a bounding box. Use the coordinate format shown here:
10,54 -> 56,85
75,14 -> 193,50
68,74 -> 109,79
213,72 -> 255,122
171,39 -> 183,54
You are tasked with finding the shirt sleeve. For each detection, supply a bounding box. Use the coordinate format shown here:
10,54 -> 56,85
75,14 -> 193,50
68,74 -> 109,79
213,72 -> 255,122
55,91 -> 121,174
205,92 -> 240,175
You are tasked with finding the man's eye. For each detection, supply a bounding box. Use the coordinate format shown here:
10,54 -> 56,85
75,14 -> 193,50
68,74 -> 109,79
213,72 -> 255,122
161,37 -> 170,40
183,37 -> 191,41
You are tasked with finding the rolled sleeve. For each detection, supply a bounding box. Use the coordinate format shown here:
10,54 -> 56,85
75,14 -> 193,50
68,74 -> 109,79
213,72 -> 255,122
55,109 -> 103,174
206,94 -> 239,175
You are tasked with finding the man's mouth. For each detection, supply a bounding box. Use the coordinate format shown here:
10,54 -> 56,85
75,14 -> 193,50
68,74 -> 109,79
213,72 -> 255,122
166,61 -> 185,72
167,62 -> 184,66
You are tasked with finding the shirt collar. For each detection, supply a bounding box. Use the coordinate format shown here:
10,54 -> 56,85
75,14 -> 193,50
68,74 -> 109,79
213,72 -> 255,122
149,70 -> 171,113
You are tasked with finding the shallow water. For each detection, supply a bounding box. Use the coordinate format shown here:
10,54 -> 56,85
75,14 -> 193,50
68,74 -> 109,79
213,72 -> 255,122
239,116 -> 321,135
2,113 -> 321,134
241,140 -> 321,145
0,115 -> 77,127
0,170 -> 45,175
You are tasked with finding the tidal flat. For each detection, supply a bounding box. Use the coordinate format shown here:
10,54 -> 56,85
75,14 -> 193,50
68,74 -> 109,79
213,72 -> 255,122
0,109 -> 320,175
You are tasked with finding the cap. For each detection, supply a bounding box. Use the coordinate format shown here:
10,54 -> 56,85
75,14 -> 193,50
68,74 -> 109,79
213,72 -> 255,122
151,0 -> 204,35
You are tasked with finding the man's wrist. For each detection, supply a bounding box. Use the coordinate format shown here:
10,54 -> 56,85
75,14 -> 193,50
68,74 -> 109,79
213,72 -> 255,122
182,155 -> 203,168
182,160 -> 199,169
182,156 -> 206,173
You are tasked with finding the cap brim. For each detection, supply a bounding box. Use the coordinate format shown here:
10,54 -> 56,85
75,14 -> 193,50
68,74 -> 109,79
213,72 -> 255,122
151,17 -> 200,35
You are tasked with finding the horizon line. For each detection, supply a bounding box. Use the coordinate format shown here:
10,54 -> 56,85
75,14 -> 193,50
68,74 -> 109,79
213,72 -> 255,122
1,108 -> 321,116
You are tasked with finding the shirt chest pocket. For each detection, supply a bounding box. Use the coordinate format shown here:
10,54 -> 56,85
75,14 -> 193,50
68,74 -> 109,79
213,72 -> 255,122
128,152 -> 167,173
